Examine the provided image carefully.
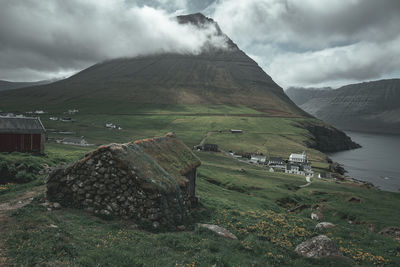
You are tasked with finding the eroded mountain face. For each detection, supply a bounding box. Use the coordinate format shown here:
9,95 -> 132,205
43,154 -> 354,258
286,79 -> 400,134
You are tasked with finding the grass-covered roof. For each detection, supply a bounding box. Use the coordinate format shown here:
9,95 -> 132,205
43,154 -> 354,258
71,142 -> 182,193
135,133 -> 201,180
68,133 -> 200,193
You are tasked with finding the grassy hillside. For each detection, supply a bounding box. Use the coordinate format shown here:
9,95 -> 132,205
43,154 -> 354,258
0,104 -> 398,266
1,146 -> 399,266
21,104 -> 327,162
0,79 -> 55,92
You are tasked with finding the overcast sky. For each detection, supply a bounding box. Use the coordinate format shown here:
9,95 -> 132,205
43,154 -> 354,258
1,0 -> 400,89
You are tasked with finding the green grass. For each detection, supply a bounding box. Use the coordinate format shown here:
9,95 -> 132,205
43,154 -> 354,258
2,100 -> 263,115
41,110 -> 326,162
0,144 -> 91,197
2,151 -> 400,266
1,104 -> 399,266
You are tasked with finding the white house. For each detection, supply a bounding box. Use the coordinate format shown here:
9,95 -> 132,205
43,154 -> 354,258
57,137 -> 91,146
106,123 -> 116,129
289,151 -> 308,163
285,163 -> 314,177
68,109 -> 79,114
285,164 -> 305,175
268,156 -> 285,172
250,154 -> 266,164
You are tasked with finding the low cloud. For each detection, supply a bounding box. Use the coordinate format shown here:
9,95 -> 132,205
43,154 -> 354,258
212,0 -> 400,87
2,0 -> 400,87
269,37 -> 400,88
0,0 -> 227,81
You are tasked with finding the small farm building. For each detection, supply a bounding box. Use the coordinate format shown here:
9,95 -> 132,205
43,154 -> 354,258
58,137 -> 90,146
250,154 -> 266,164
0,116 -> 45,153
268,157 -> 284,166
203,144 -> 219,152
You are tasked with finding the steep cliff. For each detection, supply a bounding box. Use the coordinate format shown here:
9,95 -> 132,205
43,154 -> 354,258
286,79 -> 400,134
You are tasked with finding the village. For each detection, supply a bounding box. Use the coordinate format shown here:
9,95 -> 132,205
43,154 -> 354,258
197,142 -> 315,178
0,111 -> 321,177
194,129 -> 317,179
0,112 -> 326,182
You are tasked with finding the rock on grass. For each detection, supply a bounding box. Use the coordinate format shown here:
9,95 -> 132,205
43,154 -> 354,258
197,224 -> 238,239
295,235 -> 342,258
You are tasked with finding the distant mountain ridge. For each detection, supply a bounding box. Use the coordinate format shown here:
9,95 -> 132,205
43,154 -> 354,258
286,79 -> 400,134
0,79 -> 57,91
0,13 -> 307,117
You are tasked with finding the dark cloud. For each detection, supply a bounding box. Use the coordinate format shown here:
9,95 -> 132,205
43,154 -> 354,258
1,0 -> 400,88
0,0 -> 227,81
212,0 -> 400,87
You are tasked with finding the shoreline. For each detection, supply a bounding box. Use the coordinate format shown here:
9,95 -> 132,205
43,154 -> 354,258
328,131 -> 400,193
331,162 -> 399,193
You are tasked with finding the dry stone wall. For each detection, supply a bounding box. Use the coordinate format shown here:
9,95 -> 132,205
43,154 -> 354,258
47,144 -> 189,228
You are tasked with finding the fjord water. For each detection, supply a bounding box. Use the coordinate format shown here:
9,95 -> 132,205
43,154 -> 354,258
328,131 -> 400,192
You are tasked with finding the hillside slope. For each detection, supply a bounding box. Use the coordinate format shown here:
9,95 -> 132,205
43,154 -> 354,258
0,79 -> 56,92
286,79 -> 400,134
0,14 -> 306,117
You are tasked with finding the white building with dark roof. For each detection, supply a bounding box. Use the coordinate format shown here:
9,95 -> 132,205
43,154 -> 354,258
58,137 -> 91,146
289,151 -> 308,163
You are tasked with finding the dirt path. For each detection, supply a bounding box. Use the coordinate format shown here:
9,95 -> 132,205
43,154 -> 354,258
299,176 -> 312,188
0,185 -> 46,266
198,131 -> 213,147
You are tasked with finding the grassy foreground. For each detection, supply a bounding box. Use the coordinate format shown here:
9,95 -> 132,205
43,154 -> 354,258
0,104 -> 399,266
1,148 -> 400,266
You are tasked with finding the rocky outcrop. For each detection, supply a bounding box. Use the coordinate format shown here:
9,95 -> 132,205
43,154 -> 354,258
346,196 -> 362,203
47,134 -> 201,228
311,211 -> 323,221
295,235 -> 342,258
379,227 -> 400,241
299,121 -> 361,152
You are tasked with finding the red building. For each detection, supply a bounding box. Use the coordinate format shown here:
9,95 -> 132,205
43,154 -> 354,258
0,116 -> 46,153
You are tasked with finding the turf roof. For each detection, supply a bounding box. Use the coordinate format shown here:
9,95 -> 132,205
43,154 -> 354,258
69,133 -> 200,192
135,133 -> 201,180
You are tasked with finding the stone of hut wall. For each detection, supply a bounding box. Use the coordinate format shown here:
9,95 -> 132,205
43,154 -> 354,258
47,151 -> 189,226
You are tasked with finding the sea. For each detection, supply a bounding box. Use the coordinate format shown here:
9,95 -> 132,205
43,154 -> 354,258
328,131 -> 400,192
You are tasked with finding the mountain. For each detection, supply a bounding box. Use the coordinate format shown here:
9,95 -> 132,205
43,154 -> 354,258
0,13 -> 359,152
0,79 -> 57,92
286,79 -> 400,134
0,13 -> 306,117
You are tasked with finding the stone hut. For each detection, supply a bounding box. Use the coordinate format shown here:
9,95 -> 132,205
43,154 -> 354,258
47,133 -> 201,227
